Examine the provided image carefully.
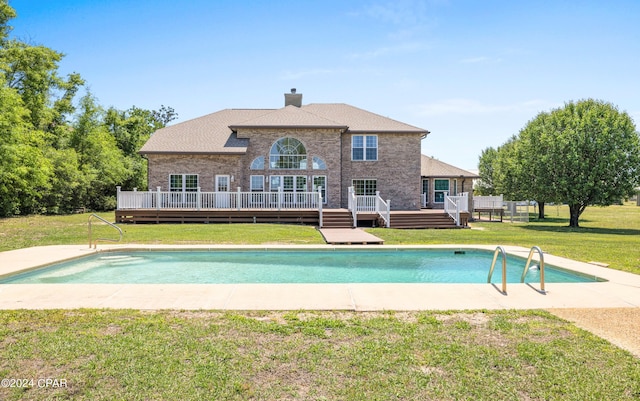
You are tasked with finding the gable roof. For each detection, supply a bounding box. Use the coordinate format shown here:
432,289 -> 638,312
229,105 -> 348,129
140,103 -> 429,155
421,155 -> 479,178
140,109 -> 268,154
303,103 -> 428,133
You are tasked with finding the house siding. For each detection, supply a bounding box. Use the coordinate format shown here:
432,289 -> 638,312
147,154 -> 244,192
341,133 -> 422,210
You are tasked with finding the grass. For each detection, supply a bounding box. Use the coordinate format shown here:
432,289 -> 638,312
1,202 -> 638,273
1,204 -> 639,399
1,310 -> 639,401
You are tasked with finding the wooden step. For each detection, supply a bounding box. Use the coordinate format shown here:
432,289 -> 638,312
389,212 -> 458,229
321,210 -> 353,228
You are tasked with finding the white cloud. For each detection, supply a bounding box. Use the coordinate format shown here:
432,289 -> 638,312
417,98 -> 558,116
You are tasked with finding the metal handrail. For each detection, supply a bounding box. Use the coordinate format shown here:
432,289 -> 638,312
487,246 -> 507,294
520,246 -> 545,292
88,214 -> 123,249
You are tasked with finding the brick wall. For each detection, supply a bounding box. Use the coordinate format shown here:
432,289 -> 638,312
341,133 -> 422,210
147,130 -> 423,210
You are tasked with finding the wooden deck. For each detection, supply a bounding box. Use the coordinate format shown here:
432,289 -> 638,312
115,208 -> 470,229
115,209 -> 319,225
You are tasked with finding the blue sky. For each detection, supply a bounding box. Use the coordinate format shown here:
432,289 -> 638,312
9,0 -> 640,170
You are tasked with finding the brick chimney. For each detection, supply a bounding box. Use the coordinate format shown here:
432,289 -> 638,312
284,88 -> 302,107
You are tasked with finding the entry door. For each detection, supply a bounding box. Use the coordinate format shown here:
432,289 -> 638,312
215,175 -> 230,208
422,179 -> 429,207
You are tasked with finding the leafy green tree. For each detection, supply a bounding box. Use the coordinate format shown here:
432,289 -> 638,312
496,99 -> 640,227
105,105 -> 178,190
0,1 -> 15,43
0,79 -> 51,215
71,93 -> 129,210
476,147 -> 498,195
0,2 -> 177,215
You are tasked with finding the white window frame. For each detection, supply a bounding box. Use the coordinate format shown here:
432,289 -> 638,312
352,179 -> 377,196
269,175 -> 307,192
313,175 -> 327,204
169,174 -> 198,192
250,175 -> 264,192
422,179 -> 429,205
250,156 -> 265,170
434,179 -> 449,203
351,135 -> 378,161
215,175 -> 230,192
269,137 -> 307,170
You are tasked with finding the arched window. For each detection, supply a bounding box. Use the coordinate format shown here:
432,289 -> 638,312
269,137 -> 307,169
250,156 -> 264,170
312,156 -> 326,170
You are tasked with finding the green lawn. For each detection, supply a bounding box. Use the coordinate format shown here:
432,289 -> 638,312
1,204 -> 639,400
1,202 -> 638,274
1,310 -> 639,401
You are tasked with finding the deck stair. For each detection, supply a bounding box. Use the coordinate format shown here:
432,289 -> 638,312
388,210 -> 463,229
321,209 -> 354,228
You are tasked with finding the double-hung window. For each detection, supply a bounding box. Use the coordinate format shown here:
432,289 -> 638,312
352,135 -> 377,161
434,179 -> 449,203
250,175 -> 264,192
170,174 -> 198,192
352,179 -> 377,196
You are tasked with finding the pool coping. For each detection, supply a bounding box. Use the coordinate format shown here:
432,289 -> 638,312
0,244 -> 639,310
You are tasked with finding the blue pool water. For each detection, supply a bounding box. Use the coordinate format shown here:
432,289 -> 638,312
0,249 -> 600,284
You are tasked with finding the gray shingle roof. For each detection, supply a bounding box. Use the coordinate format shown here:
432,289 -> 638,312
140,109 -> 270,154
303,103 -> 428,133
229,105 -> 348,129
421,155 -> 479,178
140,103 -> 429,155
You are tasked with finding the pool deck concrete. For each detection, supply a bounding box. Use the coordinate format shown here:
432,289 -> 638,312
0,244 -> 638,311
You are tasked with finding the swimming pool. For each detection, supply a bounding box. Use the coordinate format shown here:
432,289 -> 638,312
0,249 -> 600,284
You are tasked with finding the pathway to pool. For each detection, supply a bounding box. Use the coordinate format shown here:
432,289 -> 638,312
318,228 -> 384,244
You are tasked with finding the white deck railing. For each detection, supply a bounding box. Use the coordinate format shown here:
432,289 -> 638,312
444,192 -> 469,227
347,187 -> 390,228
117,187 -> 323,211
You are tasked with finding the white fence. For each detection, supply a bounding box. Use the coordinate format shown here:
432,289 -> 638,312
117,187 -> 323,211
473,195 -> 504,210
347,187 -> 390,228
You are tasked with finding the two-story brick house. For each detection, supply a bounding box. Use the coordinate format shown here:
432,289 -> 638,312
120,90 -> 471,227
139,90 -> 429,210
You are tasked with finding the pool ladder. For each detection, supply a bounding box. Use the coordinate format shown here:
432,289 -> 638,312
88,214 -> 123,249
487,246 -> 546,294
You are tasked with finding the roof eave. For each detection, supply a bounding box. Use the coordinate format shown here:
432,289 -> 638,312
139,150 -> 247,156
229,124 -> 348,130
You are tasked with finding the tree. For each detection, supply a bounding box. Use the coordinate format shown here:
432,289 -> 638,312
512,99 -> 640,227
71,93 -> 129,210
476,147 -> 498,195
0,79 -> 51,215
105,105 -> 178,190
